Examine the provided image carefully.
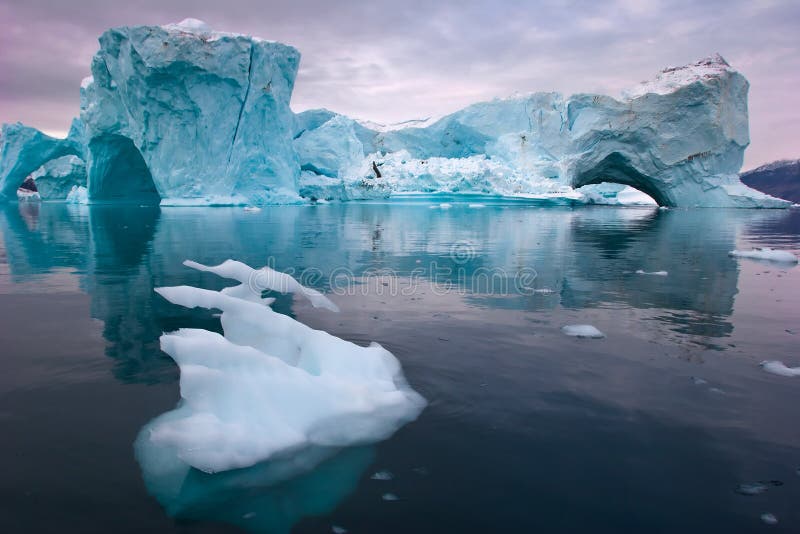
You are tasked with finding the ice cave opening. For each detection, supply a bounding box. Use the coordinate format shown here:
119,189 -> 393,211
88,134 -> 160,202
573,152 -> 667,207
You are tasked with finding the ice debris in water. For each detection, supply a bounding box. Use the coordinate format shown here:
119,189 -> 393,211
332,526 -> 348,534
243,206 -> 261,212
382,493 -> 400,501
729,248 -> 798,264
468,203 -> 486,208
735,481 -> 783,496
760,361 -> 800,377
371,470 -> 394,481
635,270 -> 668,276
183,259 -> 339,311
562,325 -> 605,338
761,513 -> 778,525
134,259 -> 426,475
691,377 -> 708,385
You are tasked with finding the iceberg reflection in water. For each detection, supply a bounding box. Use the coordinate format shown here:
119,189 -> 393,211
1,201 -> 800,532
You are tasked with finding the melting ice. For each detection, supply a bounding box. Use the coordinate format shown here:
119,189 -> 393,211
135,259 -> 426,479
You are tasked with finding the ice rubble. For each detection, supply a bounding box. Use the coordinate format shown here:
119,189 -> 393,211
0,20 -> 789,208
135,259 -> 425,475
729,248 -> 798,264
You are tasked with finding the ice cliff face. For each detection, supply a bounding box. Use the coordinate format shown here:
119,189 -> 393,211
0,23 -> 788,207
294,55 -> 787,207
80,18 -> 301,204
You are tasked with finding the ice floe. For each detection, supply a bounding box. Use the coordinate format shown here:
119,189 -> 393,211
561,325 -> 605,338
635,270 -> 668,276
729,248 -> 798,264
760,360 -> 800,377
135,259 -> 426,477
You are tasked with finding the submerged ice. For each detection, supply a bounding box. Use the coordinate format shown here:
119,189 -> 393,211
0,21 -> 789,208
136,259 -> 425,476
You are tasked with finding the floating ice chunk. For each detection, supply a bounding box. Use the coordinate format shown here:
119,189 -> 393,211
736,482 -> 769,496
691,376 -> 708,385
370,470 -> 394,481
139,266 -> 426,475
468,203 -> 486,208
382,493 -> 399,501
66,185 -> 88,204
635,270 -> 668,276
243,206 -> 262,213
561,325 -> 605,338
761,513 -> 778,525
183,259 -> 339,312
729,248 -> 798,264
332,526 -> 348,534
760,360 -> 800,377
439,203 -> 452,209
533,288 -> 555,294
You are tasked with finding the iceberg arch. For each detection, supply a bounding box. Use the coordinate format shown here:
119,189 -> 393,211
0,123 -> 82,201
572,152 -> 671,207
87,134 -> 159,201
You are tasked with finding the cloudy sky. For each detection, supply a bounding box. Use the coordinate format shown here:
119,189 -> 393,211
1,0 -> 797,169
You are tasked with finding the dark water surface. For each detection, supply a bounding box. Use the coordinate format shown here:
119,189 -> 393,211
1,202 -> 799,533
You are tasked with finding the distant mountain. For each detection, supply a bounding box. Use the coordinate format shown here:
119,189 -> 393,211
740,159 -> 800,203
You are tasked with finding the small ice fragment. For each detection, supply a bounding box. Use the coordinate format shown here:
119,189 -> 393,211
468,203 -> 485,208
562,324 -> 605,338
371,470 -> 394,481
243,206 -> 261,212
736,482 -> 768,495
439,203 -> 452,209
761,513 -> 778,525
242,512 -> 257,519
533,288 -> 555,294
729,248 -> 798,264
382,493 -> 399,501
691,376 -> 708,385
635,270 -> 668,276
709,387 -> 725,395
760,360 -> 800,377
412,467 -> 429,476
332,526 -> 348,534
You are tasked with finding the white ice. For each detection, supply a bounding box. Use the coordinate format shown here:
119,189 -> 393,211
760,361 -> 800,377
561,325 -> 605,338
729,248 -> 798,264
635,270 -> 668,276
137,260 -> 426,475
183,259 -> 339,312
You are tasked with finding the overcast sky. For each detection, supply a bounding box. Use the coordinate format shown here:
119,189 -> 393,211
1,0 -> 797,169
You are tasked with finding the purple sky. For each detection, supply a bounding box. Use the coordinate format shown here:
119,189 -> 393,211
1,0 -> 797,170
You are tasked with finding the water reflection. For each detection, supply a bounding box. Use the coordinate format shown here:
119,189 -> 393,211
1,202 -> 798,532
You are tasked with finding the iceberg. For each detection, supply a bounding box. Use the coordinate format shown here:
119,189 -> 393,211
136,259 -> 425,475
0,21 -> 789,208
80,19 -> 301,204
293,55 -> 789,208
0,123 -> 82,201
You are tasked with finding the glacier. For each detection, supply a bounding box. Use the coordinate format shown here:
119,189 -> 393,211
135,259 -> 425,476
0,20 -> 790,208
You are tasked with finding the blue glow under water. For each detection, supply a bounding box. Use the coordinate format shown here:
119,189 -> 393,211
1,201 -> 799,533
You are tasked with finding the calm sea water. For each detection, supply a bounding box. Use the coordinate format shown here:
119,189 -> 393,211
1,201 -> 799,533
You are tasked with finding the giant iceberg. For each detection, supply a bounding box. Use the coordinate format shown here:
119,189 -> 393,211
80,18 -> 301,204
293,55 -> 788,208
0,20 -> 789,208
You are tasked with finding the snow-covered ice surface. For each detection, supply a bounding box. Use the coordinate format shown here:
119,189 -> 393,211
760,361 -> 800,377
561,325 -> 605,338
729,248 -> 798,264
135,259 -> 425,479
